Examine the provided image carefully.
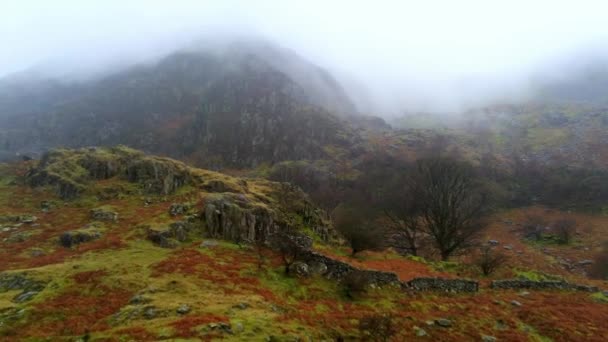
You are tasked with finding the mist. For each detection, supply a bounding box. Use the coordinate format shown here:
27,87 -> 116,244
2,0 -> 608,115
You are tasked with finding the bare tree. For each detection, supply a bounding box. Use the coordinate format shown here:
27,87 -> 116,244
553,217 -> 576,244
384,194 -> 423,256
333,204 -> 384,256
411,158 -> 487,260
474,245 -> 508,276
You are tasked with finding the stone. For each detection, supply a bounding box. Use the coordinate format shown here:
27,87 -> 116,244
90,208 -> 118,222
511,300 -> 522,307
143,306 -> 157,319
129,294 -> 151,305
414,326 -> 428,337
288,261 -> 310,278
425,320 -> 435,326
13,291 -> 39,303
518,291 -> 530,297
176,304 -> 191,315
29,249 -> 45,257
19,215 -> 37,224
481,335 -> 497,342
232,302 -> 249,310
577,260 -> 594,266
233,322 -> 244,333
208,322 -> 232,334
169,203 -> 191,216
308,261 -> 328,276
435,318 -> 452,327
200,240 -> 219,249
407,277 -> 479,293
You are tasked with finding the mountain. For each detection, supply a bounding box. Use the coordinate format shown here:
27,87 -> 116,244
0,39 -> 357,167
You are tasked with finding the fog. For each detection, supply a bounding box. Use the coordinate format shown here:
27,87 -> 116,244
2,0 -> 608,114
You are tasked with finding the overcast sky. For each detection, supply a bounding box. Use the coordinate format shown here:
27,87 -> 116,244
2,0 -> 608,112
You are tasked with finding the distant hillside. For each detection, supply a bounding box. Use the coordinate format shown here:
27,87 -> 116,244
0,39 -> 357,167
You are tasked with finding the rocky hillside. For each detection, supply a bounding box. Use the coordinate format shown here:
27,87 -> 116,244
0,39 -> 357,168
0,148 -> 607,341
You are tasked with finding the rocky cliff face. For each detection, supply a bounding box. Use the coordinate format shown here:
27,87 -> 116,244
26,146 -> 198,199
24,147 -> 332,246
0,39 -> 357,168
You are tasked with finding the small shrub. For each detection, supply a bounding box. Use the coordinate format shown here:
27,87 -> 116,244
342,271 -> 371,299
553,217 -> 576,244
474,245 -> 508,276
358,314 -> 396,342
589,242 -> 608,280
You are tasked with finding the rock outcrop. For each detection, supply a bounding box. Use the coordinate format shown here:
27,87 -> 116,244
26,146 -> 198,199
0,273 -> 47,303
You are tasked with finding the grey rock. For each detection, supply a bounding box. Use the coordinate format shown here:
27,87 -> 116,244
200,240 -> 219,249
129,294 -> 151,305
511,300 -> 522,307
308,261 -> 328,276
435,318 -> 452,327
233,322 -> 244,333
577,260 -> 594,266
232,302 -> 249,310
414,326 -> 428,337
90,208 -> 118,222
13,291 -> 39,303
169,203 -> 191,216
143,306 -> 157,319
518,291 -> 530,297
481,335 -> 497,342
288,261 -> 310,278
19,215 -> 37,224
176,304 -> 191,315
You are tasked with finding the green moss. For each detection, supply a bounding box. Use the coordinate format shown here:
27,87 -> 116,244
514,269 -> 562,282
590,292 -> 608,303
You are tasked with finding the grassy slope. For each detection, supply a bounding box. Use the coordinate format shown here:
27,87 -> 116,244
1,160 -> 608,341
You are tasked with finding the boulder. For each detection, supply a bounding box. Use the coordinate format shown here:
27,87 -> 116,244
435,319 -> 452,327
308,261 -> 328,276
169,203 -> 191,216
288,261 -> 310,278
414,326 -> 427,337
90,208 -> 118,222
176,304 -> 191,315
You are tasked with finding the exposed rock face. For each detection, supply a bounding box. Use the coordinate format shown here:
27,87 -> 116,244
25,146 -> 197,199
491,279 -> 599,292
407,278 -> 479,293
202,194 -> 280,243
0,40 -> 356,168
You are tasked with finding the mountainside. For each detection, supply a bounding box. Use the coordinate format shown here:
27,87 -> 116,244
1,148 -> 607,341
0,40 -> 357,168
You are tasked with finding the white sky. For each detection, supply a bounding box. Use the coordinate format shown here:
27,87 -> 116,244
1,0 -> 608,112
